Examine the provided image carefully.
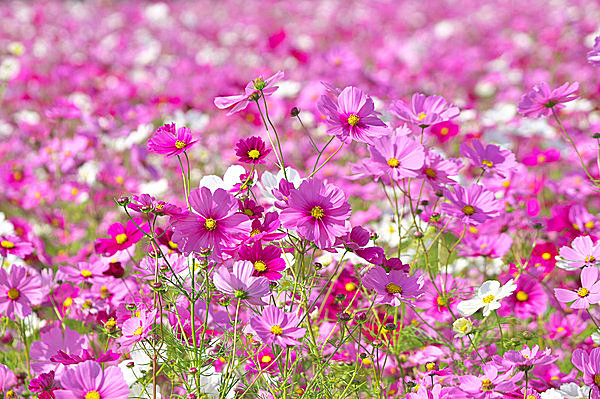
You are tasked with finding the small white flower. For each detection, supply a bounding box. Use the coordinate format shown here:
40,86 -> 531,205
558,382 -> 591,399
452,317 -> 473,337
457,279 -> 517,317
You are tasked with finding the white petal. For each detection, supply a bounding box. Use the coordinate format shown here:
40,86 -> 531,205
478,280 -> 500,297
199,175 -> 226,192
457,298 -> 483,316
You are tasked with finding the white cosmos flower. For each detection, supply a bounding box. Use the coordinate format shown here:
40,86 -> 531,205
199,165 -> 251,192
457,279 -> 517,317
557,382 -> 591,399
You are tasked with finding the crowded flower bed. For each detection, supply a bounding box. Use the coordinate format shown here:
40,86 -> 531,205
2,0 -> 600,398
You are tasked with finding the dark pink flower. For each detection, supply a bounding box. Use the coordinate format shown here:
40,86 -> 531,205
238,241 -> 286,281
441,184 -> 502,225
171,187 -> 251,257
250,306 -> 306,347
94,219 -> 148,257
214,71 -> 284,115
521,148 -> 560,166
391,93 -> 459,128
518,82 -> 579,118
0,234 -> 34,258
498,275 -> 547,318
429,121 -> 459,142
280,178 -> 351,249
460,139 -> 517,178
29,370 -> 58,399
148,122 -> 197,157
235,136 -> 271,164
317,86 -> 389,144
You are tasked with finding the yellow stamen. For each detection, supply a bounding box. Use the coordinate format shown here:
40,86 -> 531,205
133,326 -> 143,335
63,297 -> 73,308
482,160 -> 493,168
254,261 -> 267,272
437,296 -> 446,306
311,206 -> 324,219
204,218 -> 217,231
424,167 -> 436,178
440,127 -> 449,135
243,208 -> 254,216
425,362 -> 436,371
347,114 -> 360,126
462,205 -> 476,215
516,291 -> 528,302
168,240 -> 178,249
385,283 -> 403,294
261,355 -> 272,363
0,240 -> 15,249
578,287 -> 590,297
81,270 -> 93,278
115,233 -> 127,244
175,140 -> 187,149
250,229 -> 261,237
270,325 -> 283,335
586,221 -> 595,229
345,282 -> 356,292
85,391 -> 100,399
541,252 -> 551,260
482,294 -> 495,304
248,149 -> 261,159
417,112 -> 427,120
7,288 -> 19,300
387,158 -> 400,168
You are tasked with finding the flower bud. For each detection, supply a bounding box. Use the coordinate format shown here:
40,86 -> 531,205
337,312 -> 351,322
116,196 -> 130,206
290,107 -> 300,117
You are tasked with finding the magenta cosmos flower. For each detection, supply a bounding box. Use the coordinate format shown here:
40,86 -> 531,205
94,219 -> 147,257
0,234 -> 33,258
554,266 -> 600,309
498,274 -> 547,318
147,122 -> 197,157
390,93 -> 459,128
238,241 -> 286,281
235,136 -> 271,164
214,71 -> 284,115
362,266 -> 424,306
54,361 -> 129,399
213,261 -> 270,306
460,139 -> 517,178
250,306 -> 306,347
29,370 -> 58,399
441,184 -> 501,225
0,265 -> 43,319
494,345 -> 556,373
459,365 -> 515,398
557,235 -> 600,270
518,82 -> 579,118
280,178 -> 351,249
171,187 -> 251,257
572,347 -> 600,398
362,134 -> 425,181
317,86 -> 389,144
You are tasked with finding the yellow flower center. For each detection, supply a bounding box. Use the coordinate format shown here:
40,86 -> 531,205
6,391 -> 16,399
469,226 -> 479,234
115,233 -> 127,244
578,287 -> 590,297
100,286 -> 110,298
425,362 -> 436,371
347,114 -> 360,126
250,229 -> 261,237
503,180 -> 511,188
462,205 -> 476,215
362,357 -> 373,366
526,395 -> 536,399
440,127 -> 449,135
254,261 -> 267,272
168,240 -> 178,249
175,140 -> 187,149
537,154 -> 546,163
345,282 -> 356,291
270,325 -> 283,335
133,326 -> 143,335
425,167 -> 436,178
586,256 -> 596,263
204,218 -> 217,231
516,291 -> 528,302
0,240 -> 15,249
105,318 -> 116,329
7,288 -> 19,300
243,208 -> 254,216
482,160 -> 494,167
13,171 -> 22,181
311,206 -> 324,219
541,252 -> 551,260
248,149 -> 261,159
385,283 -> 403,294
417,112 -> 427,120
63,297 -> 73,307
81,270 -> 93,278
85,391 -> 100,399
115,176 -> 124,184
437,296 -> 447,306
481,379 -> 493,391
261,355 -> 272,363
594,374 -> 600,386
586,221 -> 595,229
482,294 -> 495,304
387,158 -> 400,168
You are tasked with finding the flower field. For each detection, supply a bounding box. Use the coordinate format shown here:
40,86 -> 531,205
2,0 -> 600,398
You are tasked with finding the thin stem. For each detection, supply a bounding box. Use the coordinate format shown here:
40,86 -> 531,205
309,142 -> 344,178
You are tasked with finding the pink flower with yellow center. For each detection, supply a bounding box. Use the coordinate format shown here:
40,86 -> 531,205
0,265 -> 43,320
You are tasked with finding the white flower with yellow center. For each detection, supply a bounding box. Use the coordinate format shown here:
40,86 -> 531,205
457,279 -> 517,317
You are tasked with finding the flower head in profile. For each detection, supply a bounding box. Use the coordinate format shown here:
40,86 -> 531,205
29,370 -> 58,399
94,219 -> 147,257
317,86 -> 389,144
235,136 -> 271,164
441,184 -> 502,225
554,266 -> 600,309
250,306 -> 306,347
362,134 -> 425,181
518,82 -> 579,118
213,261 -> 270,306
148,122 -> 197,157
214,71 -> 284,115
571,348 -> 600,398
494,345 -> 556,373
0,234 -> 33,258
390,93 -> 459,128
452,318 -> 473,337
54,360 -> 129,399
171,187 -> 251,257
589,36 -> 600,66
0,265 -> 43,319
362,266 -> 424,306
457,279 -> 517,317
280,178 -> 351,249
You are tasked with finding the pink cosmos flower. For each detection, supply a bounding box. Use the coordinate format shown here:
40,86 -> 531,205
213,261 -> 270,306
0,265 -> 43,319
554,266 -> 600,309
60,260 -> 107,284
429,121 -> 459,143
235,136 -> 271,164
460,139 -> 517,178
115,309 -> 157,349
407,385 -> 452,399
557,235 -> 600,270
171,187 -> 251,257
589,36 -> 600,66
317,86 -> 389,144
238,241 -> 286,281
94,219 -> 148,257
518,82 -> 579,118
362,266 -> 424,306
29,370 -> 58,399
214,71 -> 284,115
441,184 -> 502,225
459,365 -> 516,398
0,363 -> 16,394
572,347 -> 600,398
419,151 -> 462,189
390,93 -> 459,128
362,134 -> 425,181
494,345 -> 557,373
147,122 -> 197,157
521,148 -> 561,167
31,324 -> 87,377
0,234 -> 34,258
280,178 -> 351,249
497,274 -> 547,318
250,306 -> 306,347
54,361 -> 129,399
